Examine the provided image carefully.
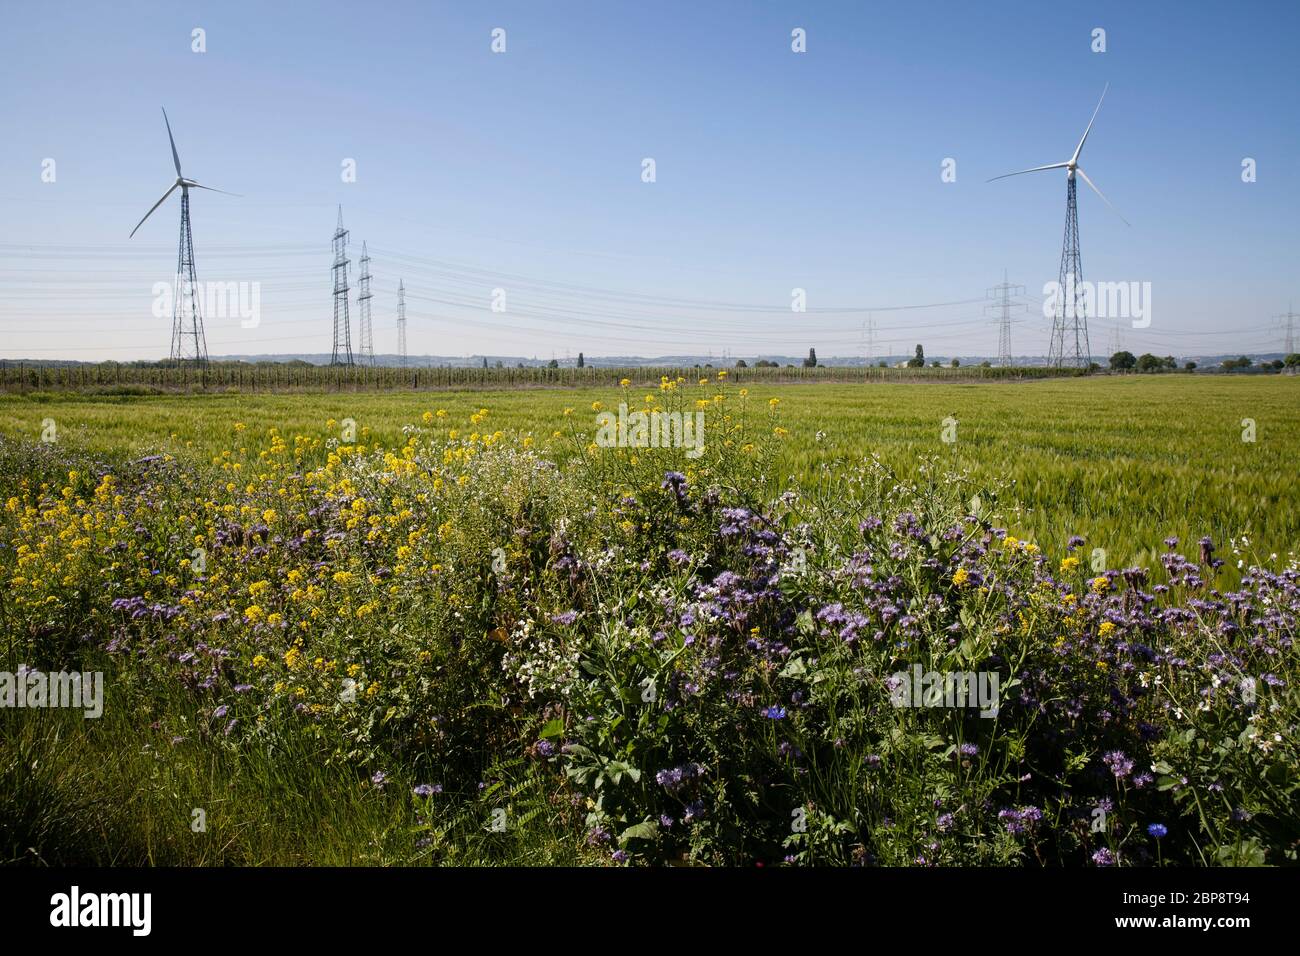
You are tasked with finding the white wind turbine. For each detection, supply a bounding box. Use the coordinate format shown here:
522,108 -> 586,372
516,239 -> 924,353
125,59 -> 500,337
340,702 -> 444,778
129,108 -> 237,364
989,83 -> 1127,368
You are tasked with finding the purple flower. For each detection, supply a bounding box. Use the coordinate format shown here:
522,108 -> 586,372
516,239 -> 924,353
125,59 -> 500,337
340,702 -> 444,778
1092,847 -> 1116,866
536,740 -> 556,757
959,743 -> 979,757
1147,822 -> 1168,839
550,610 -> 578,626
413,784 -> 436,798
371,770 -> 388,788
1102,750 -> 1135,779
763,705 -> 787,720
611,850 -> 628,864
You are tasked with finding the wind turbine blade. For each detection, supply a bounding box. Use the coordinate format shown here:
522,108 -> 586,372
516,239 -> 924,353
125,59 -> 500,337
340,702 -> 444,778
188,181 -> 241,197
986,162 -> 1070,183
129,183 -> 179,238
161,107 -> 183,177
1072,82 -> 1109,164
1076,167 -> 1130,226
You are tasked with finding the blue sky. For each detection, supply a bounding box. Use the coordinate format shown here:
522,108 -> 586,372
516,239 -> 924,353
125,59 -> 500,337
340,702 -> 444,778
2,0 -> 1297,361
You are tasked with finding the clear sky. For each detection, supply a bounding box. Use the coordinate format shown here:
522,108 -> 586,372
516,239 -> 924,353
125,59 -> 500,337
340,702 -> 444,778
2,0 -> 1297,362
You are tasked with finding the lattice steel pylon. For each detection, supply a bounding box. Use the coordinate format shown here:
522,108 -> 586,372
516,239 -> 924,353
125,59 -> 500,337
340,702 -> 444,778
331,207 -> 353,366
986,270 -> 1025,368
396,279 -> 407,367
1275,303 -> 1297,355
171,189 -> 208,364
1047,175 -> 1091,368
356,241 -> 375,366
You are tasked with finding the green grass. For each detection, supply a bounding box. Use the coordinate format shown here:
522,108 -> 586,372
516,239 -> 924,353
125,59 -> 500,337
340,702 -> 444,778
2,375 -> 1296,568
1,666 -> 588,866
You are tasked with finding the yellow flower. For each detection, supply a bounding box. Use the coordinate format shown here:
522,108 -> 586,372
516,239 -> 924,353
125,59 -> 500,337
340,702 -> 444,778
333,570 -> 355,585
952,568 -> 970,586
1098,621 -> 1116,638
768,398 -> 780,409
1059,556 -> 1080,573
1090,576 -> 1110,593
620,378 -> 631,387
251,654 -> 268,669
591,401 -> 603,412
284,646 -> 302,669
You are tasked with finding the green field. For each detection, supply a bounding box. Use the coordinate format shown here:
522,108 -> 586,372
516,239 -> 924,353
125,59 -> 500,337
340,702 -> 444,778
3,372 -> 1298,866
3,374 -> 1296,569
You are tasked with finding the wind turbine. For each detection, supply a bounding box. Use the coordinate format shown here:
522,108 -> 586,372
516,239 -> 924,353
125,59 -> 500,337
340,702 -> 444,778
989,83 -> 1127,369
129,108 -> 236,365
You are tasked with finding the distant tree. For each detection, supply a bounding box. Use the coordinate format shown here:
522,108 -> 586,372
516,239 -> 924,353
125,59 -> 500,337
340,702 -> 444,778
1269,359 -> 1285,370
950,358 -> 960,368
577,352 -> 584,368
878,360 -> 887,368
482,356 -> 488,369
755,359 -> 778,368
1284,353 -> 1300,368
980,360 -> 992,368
927,360 -> 938,367
547,359 -> 559,369
1137,353 -> 1162,372
1184,361 -> 1197,371
1109,350 -> 1136,371
735,359 -> 748,368
803,348 -> 818,368
907,344 -> 926,368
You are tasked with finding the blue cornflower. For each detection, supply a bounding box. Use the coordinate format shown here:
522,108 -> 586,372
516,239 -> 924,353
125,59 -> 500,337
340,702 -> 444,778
763,705 -> 787,720
1147,822 -> 1168,839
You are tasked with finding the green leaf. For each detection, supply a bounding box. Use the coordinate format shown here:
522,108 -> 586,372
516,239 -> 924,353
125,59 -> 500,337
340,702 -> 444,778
619,821 -> 659,844
539,717 -> 565,740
